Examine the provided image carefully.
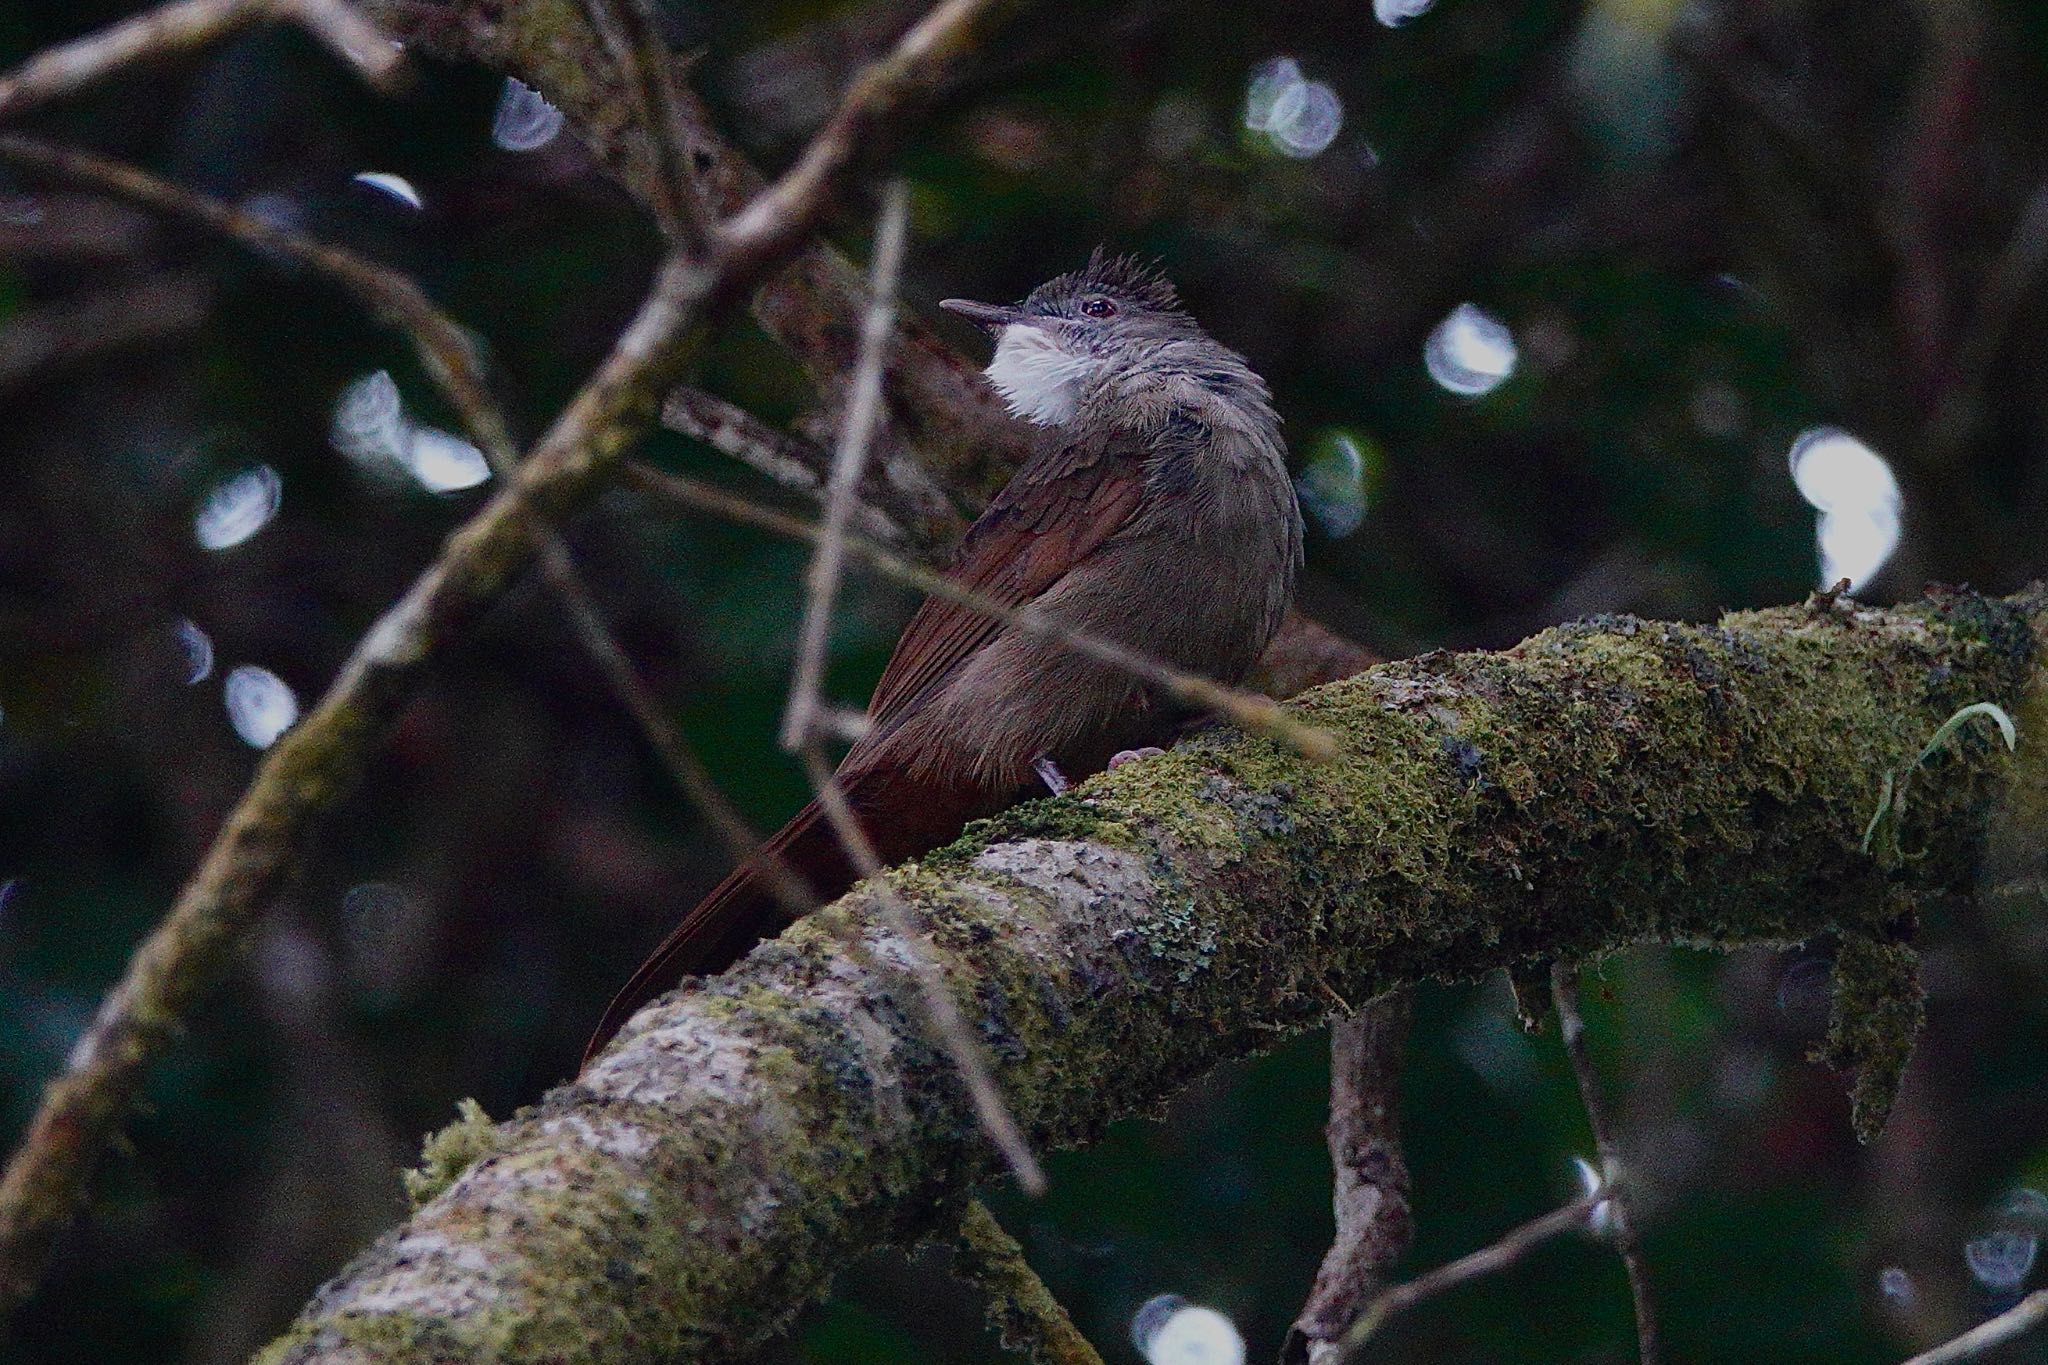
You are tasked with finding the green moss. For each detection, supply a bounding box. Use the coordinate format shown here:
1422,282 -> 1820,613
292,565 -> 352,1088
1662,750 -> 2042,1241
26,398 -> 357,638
404,1098 -> 501,1208
1815,928 -> 1926,1144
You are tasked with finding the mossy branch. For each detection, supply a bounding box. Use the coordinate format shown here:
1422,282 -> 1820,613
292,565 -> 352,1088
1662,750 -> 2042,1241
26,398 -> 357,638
256,588 -> 2043,1365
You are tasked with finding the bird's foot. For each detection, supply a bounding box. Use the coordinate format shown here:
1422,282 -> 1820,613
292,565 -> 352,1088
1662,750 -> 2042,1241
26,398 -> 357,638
1108,746 -> 1165,770
1032,755 -> 1071,795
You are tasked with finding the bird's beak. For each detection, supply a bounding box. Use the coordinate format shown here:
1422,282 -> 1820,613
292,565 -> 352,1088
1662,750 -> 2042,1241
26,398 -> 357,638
939,298 -> 1028,331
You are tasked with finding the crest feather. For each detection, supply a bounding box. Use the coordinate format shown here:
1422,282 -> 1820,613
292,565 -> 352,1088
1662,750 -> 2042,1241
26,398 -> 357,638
1029,249 -> 1182,313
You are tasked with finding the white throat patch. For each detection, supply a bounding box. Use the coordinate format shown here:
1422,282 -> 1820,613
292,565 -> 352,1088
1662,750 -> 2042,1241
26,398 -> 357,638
984,325 -> 1102,426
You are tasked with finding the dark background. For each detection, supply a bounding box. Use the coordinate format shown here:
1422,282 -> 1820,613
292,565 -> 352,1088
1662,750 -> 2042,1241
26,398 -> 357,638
3,0 -> 2047,1360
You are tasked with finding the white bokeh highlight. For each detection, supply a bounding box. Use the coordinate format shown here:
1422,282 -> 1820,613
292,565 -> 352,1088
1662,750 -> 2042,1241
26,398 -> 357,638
1131,1296 -> 1244,1365
1375,0 -> 1437,25
194,465 -> 282,550
1243,58 -> 1344,159
492,78 -> 565,152
224,665 -> 299,749
174,618 -> 215,685
1787,427 -> 1902,591
331,369 -> 493,494
1425,303 -> 1519,397
352,171 -> 424,211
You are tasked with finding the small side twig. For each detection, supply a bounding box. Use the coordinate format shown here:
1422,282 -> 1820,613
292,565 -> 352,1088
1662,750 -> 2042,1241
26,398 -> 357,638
1336,1189 -> 1608,1357
1284,991 -> 1415,1365
0,0 -> 404,121
1898,1289 -> 2048,1365
1553,963 -> 1662,1365
951,1200 -> 1104,1365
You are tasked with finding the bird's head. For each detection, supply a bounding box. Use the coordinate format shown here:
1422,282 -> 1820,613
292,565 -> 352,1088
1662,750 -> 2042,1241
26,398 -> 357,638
942,250 -> 1203,426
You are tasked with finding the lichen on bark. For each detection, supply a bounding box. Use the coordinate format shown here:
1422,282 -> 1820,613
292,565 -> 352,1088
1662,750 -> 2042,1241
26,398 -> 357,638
256,589 -> 2046,1365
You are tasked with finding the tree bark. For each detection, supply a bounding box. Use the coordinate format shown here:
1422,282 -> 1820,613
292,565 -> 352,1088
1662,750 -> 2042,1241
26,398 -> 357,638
256,587 -> 2044,1364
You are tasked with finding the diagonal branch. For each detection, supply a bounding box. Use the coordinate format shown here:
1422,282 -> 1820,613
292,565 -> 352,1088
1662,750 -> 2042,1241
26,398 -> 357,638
1898,1288 -> 2048,1365
1337,1189 -> 1608,1356
0,0 -> 1045,1322
252,587 -> 2045,1364
951,1200 -> 1106,1365
0,0 -> 405,120
0,132 -> 809,922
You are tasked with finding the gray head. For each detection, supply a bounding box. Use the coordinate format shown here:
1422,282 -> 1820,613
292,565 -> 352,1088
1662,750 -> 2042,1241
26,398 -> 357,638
942,252 -> 1240,426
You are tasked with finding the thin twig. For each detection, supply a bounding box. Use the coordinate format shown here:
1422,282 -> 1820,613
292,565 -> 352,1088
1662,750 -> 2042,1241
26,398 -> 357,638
0,0 -> 1037,1320
1284,991 -> 1415,1365
1553,963 -> 1663,1365
1898,1289 -> 2048,1365
951,1199 -> 1105,1365
578,0 -> 698,243
0,0 -> 403,121
533,541 -> 817,921
803,750 -> 1045,1194
1336,1190 -> 1606,1357
781,179 -> 910,752
662,384 -> 966,552
625,463 -> 1341,761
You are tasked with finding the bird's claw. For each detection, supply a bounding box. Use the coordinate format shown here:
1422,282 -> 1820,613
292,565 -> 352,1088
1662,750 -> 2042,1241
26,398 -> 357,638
1032,756 -> 1071,795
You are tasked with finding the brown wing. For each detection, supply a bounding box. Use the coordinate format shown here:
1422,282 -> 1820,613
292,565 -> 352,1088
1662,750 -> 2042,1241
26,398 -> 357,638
860,422 -> 1149,733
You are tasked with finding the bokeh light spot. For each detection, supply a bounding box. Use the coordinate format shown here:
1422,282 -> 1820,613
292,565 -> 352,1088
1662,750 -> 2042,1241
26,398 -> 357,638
194,465 -> 281,551
1131,1296 -> 1244,1365
1788,427 -> 1901,590
492,78 -> 565,152
352,171 -> 424,211
224,665 -> 298,749
1425,303 -> 1519,397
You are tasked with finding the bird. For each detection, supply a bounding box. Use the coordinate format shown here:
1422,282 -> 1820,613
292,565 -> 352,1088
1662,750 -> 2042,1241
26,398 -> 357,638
585,251 -> 1302,1062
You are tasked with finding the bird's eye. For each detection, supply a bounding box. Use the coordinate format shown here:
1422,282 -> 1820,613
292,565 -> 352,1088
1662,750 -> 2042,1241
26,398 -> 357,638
1080,297 -> 1117,319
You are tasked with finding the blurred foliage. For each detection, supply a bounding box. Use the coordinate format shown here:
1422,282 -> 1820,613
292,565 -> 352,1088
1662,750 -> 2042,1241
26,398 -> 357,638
4,0 -> 2048,1362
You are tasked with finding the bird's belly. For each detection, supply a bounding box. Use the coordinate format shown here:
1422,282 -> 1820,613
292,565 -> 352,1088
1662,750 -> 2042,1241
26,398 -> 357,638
896,524 -> 1291,792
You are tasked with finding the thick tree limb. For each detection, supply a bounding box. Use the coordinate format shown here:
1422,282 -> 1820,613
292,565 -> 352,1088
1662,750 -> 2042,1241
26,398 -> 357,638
255,588 -> 2043,1364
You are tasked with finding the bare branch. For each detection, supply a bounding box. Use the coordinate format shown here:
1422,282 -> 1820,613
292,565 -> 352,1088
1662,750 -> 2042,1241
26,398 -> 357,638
1898,1289 -> 2048,1365
782,179 -> 911,752
1284,992 -> 1415,1365
1336,1191 -> 1606,1357
0,0 -> 404,122
0,0 -> 1042,1320
776,180 -> 1041,1192
951,1200 -> 1105,1365
661,384 -> 965,553
1553,964 -> 1663,1365
624,464 -> 1339,759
